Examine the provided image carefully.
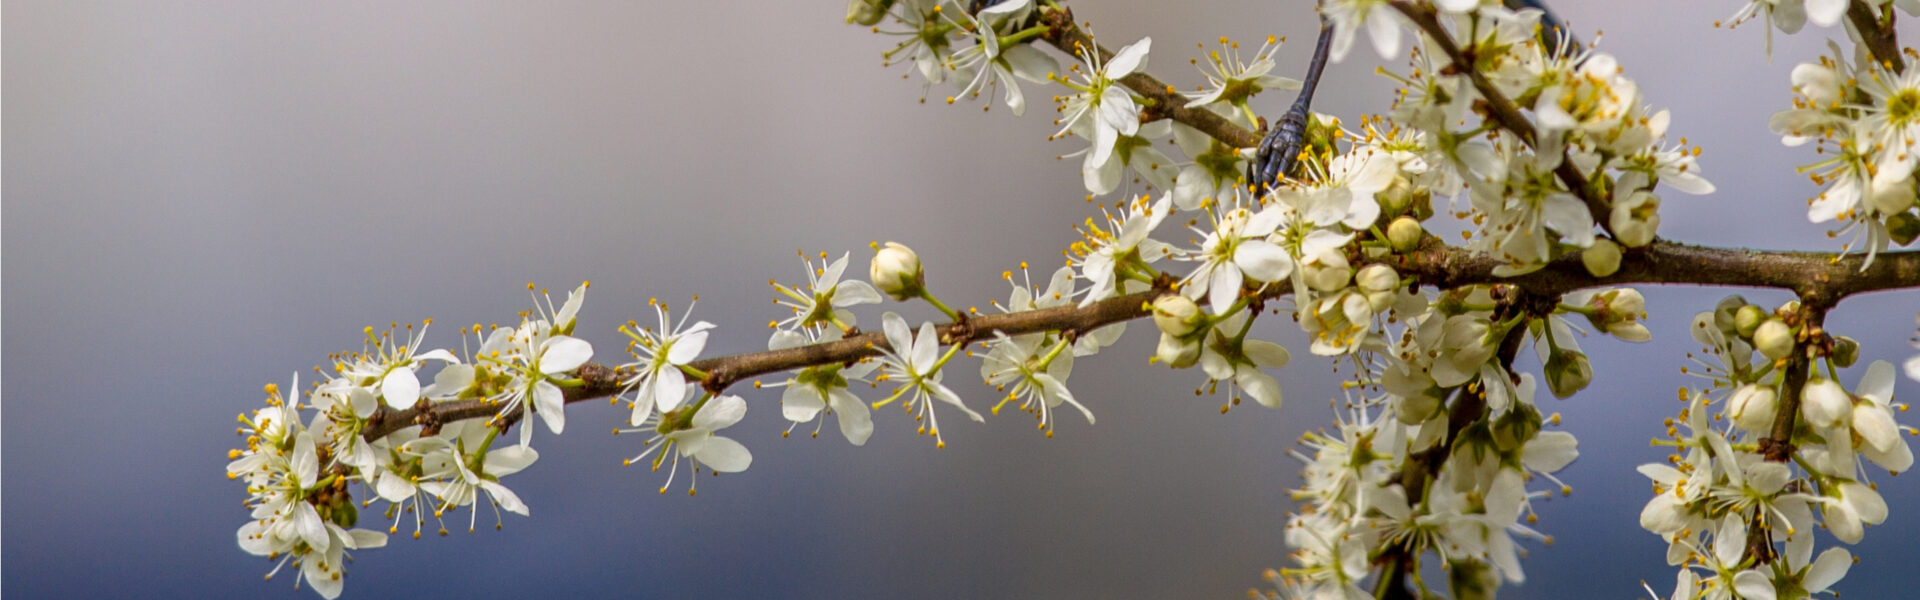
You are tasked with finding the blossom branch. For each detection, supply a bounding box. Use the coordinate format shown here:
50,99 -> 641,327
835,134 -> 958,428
359,287 -> 1164,441
357,241 -> 1916,443
1760,303 -> 1832,462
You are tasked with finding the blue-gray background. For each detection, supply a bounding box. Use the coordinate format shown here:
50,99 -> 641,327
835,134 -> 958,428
5,1 -> 1918,598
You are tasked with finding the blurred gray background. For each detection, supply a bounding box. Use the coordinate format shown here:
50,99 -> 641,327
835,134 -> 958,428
5,1 -> 1918,598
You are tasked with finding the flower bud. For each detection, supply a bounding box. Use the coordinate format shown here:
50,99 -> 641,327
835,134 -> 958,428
1753,318 -> 1794,360
1867,171 -> 1916,216
1155,333 -> 1200,368
870,242 -> 924,301
1713,295 -> 1749,333
1610,190 -> 1661,247
1151,295 -> 1203,337
1801,376 -> 1850,428
1609,288 -> 1645,317
1727,383 -> 1777,431
1387,216 -> 1424,252
1831,335 -> 1860,368
1543,348 -> 1592,399
1303,253 -> 1352,293
330,496 -> 359,528
1733,305 -> 1766,338
1887,211 -> 1920,246
1582,288 -> 1650,342
1791,61 -> 1843,106
845,0 -> 896,25
1354,264 -> 1399,294
1581,238 -> 1621,277
1378,175 -> 1414,216
1396,392 -> 1441,425
1491,405 -> 1543,453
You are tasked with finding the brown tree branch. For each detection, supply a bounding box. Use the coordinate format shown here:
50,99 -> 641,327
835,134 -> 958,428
358,239 -> 1919,443
1038,8 -> 1263,149
1847,0 -> 1906,74
360,287 -> 1163,441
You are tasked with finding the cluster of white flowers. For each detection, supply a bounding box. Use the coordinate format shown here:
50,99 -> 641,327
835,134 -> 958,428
229,284 -> 589,598
1638,296 -> 1913,599
1373,5 -> 1715,275
1770,37 -> 1920,262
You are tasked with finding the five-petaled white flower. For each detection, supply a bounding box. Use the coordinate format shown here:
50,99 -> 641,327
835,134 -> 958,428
625,390 -> 754,494
622,299 -> 716,426
873,312 -> 983,447
1180,205 -> 1294,314
416,421 -> 539,530
1054,36 -> 1151,186
771,251 -> 883,335
770,328 -> 879,445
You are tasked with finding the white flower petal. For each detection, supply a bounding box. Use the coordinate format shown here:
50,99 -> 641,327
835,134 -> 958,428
693,394 -> 749,430
481,480 -> 529,516
830,388 -> 874,446
666,329 -> 710,365
1106,37 -> 1151,78
533,380 -> 566,435
695,436 -> 753,472
538,336 -> 593,374
782,384 -> 825,422
381,369 -> 421,409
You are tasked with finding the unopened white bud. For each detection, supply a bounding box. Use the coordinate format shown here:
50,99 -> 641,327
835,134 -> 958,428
1867,170 -> 1917,215
1387,217 -> 1423,253
870,242 -> 924,301
1608,288 -> 1645,316
1727,383 -> 1778,431
1355,264 -> 1399,294
1582,238 -> 1621,277
1801,377 -> 1850,428
1303,254 -> 1352,293
1151,295 -> 1203,337
1754,319 -> 1794,360
1610,190 -> 1661,247
1155,333 -> 1201,368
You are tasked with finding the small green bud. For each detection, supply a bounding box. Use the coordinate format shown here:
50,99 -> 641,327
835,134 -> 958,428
1887,211 -> 1920,246
1544,348 -> 1593,399
1491,405 -> 1543,453
1581,238 -> 1621,277
1733,305 -> 1766,338
1713,295 -> 1749,334
1831,335 -> 1860,367
331,497 -> 358,528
